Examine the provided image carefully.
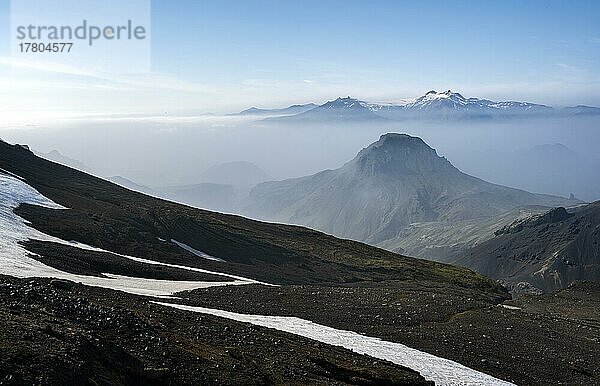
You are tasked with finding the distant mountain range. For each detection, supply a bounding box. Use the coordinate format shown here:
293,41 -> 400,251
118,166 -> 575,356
371,90 -> 553,120
243,133 -> 580,259
157,183 -> 237,212
234,90 -> 600,121
108,175 -> 238,213
198,161 -> 272,188
36,150 -> 88,172
108,175 -> 156,195
235,103 -> 318,116
110,161 -> 273,213
270,96 -> 388,122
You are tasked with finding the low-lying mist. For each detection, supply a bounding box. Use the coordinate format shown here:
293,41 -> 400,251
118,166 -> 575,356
1,114 -> 599,201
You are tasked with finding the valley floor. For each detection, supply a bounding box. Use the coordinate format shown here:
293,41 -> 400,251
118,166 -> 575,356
0,275 -> 429,386
178,281 -> 600,386
1,275 -> 598,385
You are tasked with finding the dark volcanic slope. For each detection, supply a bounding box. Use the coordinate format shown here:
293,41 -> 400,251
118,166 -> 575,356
0,275 -> 430,386
244,133 -> 577,248
0,140 -> 503,293
454,203 -> 600,293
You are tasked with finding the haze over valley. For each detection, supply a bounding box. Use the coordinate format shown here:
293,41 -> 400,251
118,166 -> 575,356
3,90 -> 600,202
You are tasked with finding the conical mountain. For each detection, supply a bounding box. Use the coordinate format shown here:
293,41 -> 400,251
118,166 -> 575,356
244,133 -> 579,252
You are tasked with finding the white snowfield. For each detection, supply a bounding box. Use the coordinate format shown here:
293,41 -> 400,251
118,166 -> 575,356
0,172 -> 259,296
155,302 -> 515,386
1,171 -> 515,385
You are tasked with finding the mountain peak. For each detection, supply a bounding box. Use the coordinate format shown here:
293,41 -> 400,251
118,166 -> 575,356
375,133 -> 428,147
423,89 -> 464,99
321,96 -> 365,109
352,133 -> 454,176
241,107 -> 261,113
407,90 -> 469,110
361,133 -> 436,156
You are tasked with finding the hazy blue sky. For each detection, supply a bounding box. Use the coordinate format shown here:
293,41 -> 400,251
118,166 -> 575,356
1,0 -> 599,119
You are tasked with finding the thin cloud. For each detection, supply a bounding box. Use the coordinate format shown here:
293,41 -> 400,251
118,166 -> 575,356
555,63 -> 578,71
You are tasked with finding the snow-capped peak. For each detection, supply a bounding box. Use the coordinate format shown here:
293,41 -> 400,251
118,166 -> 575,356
308,91 -> 555,119
420,90 -> 465,102
401,90 -> 469,110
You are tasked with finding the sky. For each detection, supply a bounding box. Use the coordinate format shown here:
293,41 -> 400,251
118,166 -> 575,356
1,0 -> 600,120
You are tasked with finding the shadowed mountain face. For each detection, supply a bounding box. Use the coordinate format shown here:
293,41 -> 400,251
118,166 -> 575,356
244,134 -> 579,256
454,203 -> 600,293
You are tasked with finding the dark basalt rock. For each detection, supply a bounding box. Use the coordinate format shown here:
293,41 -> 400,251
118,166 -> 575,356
0,275 -> 432,386
459,202 -> 600,293
495,207 -> 573,236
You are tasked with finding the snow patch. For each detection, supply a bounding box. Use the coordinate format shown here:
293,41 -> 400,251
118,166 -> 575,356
154,301 -> 515,386
171,239 -> 225,262
64,239 -> 254,282
0,172 -> 261,296
0,168 -> 25,181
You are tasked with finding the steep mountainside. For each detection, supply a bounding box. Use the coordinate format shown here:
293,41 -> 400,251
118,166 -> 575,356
244,134 -> 578,256
454,203 -> 600,293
